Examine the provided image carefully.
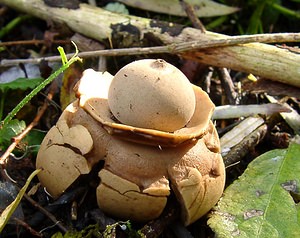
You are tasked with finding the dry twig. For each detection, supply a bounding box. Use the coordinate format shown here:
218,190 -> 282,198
224,124 -> 268,166
1,33 -> 300,67
216,67 -> 239,105
24,193 -> 68,233
180,0 -> 206,33
11,217 -> 42,237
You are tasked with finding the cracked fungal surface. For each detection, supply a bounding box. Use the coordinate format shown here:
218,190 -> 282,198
37,99 -> 224,225
36,66 -> 225,226
36,120 -> 92,197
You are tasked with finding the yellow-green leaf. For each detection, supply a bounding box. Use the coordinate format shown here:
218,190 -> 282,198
208,142 -> 300,238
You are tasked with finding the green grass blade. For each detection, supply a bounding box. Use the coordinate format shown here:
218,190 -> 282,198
0,169 -> 41,232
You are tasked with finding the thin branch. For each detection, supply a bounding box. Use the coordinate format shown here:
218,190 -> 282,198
216,67 -> 239,105
23,193 -> 68,233
11,217 -> 42,237
180,0 -> 206,33
1,32 -> 300,67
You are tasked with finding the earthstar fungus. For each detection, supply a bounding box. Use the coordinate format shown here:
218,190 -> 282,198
36,59 -> 225,226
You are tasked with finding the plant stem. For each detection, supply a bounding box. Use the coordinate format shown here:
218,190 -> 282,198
271,3 -> 300,18
0,51 -> 80,129
247,2 -> 266,34
0,15 -> 31,39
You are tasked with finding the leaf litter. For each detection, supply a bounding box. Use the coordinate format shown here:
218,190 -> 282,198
0,0 -> 300,237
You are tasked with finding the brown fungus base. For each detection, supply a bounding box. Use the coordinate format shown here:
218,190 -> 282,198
36,100 -> 225,226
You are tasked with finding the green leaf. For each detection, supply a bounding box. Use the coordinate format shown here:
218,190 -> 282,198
0,77 -> 44,92
0,169 -> 41,232
271,3 -> 300,19
208,143 -> 300,238
104,2 -> 129,15
247,2 -> 266,34
0,119 -> 26,149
